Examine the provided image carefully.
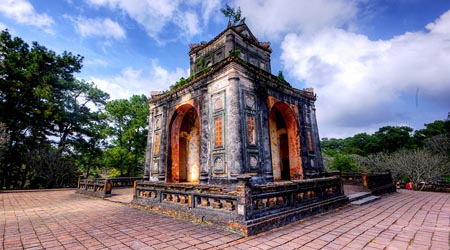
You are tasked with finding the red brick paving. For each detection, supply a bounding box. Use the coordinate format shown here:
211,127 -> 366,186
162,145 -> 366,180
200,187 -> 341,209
1,189 -> 449,249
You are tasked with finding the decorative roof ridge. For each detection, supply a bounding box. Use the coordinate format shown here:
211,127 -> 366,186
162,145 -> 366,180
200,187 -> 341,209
150,56 -> 316,103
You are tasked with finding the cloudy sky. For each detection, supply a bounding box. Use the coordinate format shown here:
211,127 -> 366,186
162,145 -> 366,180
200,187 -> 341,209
0,0 -> 449,138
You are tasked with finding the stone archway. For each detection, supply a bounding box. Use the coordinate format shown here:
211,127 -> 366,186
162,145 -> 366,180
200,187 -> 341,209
169,104 -> 200,183
269,102 -> 302,181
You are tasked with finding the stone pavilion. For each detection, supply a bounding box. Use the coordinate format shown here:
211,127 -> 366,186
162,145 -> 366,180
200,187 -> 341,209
133,22 -> 346,235
143,22 -> 324,184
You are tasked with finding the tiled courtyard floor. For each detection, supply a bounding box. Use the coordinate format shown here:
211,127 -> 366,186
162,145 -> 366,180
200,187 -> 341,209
1,189 -> 449,250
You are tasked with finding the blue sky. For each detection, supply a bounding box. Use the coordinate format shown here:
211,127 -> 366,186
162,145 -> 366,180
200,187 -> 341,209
0,0 -> 449,138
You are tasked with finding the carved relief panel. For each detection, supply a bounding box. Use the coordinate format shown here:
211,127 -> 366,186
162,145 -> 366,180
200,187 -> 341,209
211,90 -> 226,174
211,91 -> 225,150
245,94 -> 255,110
151,106 -> 163,174
248,155 -> 259,171
214,116 -> 224,148
153,133 -> 160,155
247,115 -> 256,145
241,90 -> 260,172
213,154 -> 225,174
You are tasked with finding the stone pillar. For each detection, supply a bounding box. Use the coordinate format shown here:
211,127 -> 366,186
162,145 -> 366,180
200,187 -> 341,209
200,88 -> 210,184
104,178 -> 113,197
259,92 -> 273,181
158,105 -> 168,181
143,110 -> 153,180
227,72 -> 243,177
362,173 -> 368,191
309,102 -> 324,173
236,175 -> 252,222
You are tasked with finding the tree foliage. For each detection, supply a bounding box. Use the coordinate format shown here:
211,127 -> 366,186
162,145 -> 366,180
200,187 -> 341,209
360,149 -> 448,189
103,95 -> 148,177
220,4 -> 243,25
0,30 -> 151,189
277,71 -> 288,84
0,30 -> 109,189
322,119 -> 450,188
322,125 -> 416,156
329,153 -> 361,173
26,146 -> 79,188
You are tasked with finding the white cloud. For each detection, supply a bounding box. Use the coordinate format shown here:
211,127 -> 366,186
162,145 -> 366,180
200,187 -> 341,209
85,58 -> 109,67
85,0 -> 220,43
0,22 -> 6,31
0,0 -> 53,32
178,11 -> 200,37
281,10 -> 450,138
74,17 -> 125,39
234,0 -> 357,39
90,61 -> 186,100
200,0 -> 221,25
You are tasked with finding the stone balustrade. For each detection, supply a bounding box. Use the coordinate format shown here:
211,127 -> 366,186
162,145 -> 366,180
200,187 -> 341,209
132,175 -> 348,235
77,177 -> 142,198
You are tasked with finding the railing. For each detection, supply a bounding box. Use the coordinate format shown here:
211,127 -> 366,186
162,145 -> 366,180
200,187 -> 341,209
132,176 -> 348,235
416,181 -> 450,192
110,177 -> 142,188
134,182 -> 238,212
364,172 -> 395,194
77,178 -> 112,197
77,177 -> 142,198
341,173 -> 363,185
247,177 -> 344,220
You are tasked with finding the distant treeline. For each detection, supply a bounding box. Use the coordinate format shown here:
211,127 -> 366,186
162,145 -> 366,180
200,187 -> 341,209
321,120 -> 450,189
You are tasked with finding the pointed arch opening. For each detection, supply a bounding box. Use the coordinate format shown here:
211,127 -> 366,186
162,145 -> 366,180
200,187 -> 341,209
269,102 -> 302,181
168,104 -> 200,183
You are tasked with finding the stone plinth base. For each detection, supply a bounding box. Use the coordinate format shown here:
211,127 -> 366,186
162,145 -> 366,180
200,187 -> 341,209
131,176 -> 349,236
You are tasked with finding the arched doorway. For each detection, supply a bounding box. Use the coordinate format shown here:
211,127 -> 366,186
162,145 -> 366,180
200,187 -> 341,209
269,102 -> 302,181
169,105 -> 200,183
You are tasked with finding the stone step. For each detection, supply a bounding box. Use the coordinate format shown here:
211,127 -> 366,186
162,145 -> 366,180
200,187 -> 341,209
351,195 -> 380,206
347,192 -> 371,202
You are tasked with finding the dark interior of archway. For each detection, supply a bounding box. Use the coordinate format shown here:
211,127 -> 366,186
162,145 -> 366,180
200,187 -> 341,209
275,108 -> 287,129
274,108 -> 290,180
179,137 -> 187,181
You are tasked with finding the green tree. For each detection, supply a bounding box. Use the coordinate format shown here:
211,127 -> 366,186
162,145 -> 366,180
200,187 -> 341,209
322,119 -> 450,186
26,146 -> 79,188
73,114 -> 109,178
0,123 -> 7,162
414,120 -> 450,148
104,95 -> 148,177
277,71 -> 288,84
0,30 -> 108,189
342,133 -> 377,155
221,4 -> 243,25
374,149 -> 447,190
373,126 -> 413,153
321,138 -> 344,153
329,153 -> 361,173
53,80 -> 109,153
